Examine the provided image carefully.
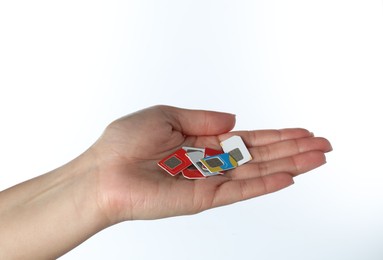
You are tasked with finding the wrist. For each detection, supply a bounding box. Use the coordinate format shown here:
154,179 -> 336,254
0,148 -> 111,259
66,148 -> 113,228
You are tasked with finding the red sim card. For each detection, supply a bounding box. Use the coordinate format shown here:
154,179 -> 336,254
158,148 -> 192,176
204,148 -> 222,157
182,165 -> 206,179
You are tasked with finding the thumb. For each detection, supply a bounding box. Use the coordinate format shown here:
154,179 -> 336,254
161,105 -> 236,136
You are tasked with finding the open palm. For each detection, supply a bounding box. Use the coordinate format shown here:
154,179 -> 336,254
92,105 -> 332,223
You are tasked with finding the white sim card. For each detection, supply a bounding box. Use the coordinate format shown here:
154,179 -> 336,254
220,135 -> 252,166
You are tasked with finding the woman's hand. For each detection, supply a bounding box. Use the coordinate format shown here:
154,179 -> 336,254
0,105 -> 332,259
91,105 -> 332,223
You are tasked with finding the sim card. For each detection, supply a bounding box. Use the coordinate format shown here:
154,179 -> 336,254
200,153 -> 238,173
158,143 -> 244,178
221,136 -> 252,166
183,150 -> 208,179
182,164 -> 206,179
204,147 -> 222,157
183,148 -> 224,178
158,148 -> 192,176
182,146 -> 205,154
186,150 -> 222,177
203,148 -> 224,175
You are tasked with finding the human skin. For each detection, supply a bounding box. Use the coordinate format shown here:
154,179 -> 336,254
0,105 -> 332,259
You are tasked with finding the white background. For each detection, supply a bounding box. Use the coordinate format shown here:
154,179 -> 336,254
1,1 -> 383,259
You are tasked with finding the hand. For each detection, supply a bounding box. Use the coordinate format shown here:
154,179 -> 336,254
90,105 -> 332,223
0,105 -> 332,259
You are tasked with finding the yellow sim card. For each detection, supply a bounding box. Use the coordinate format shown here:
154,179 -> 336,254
200,153 -> 238,173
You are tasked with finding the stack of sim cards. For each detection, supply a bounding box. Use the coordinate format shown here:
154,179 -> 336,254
158,136 -> 252,179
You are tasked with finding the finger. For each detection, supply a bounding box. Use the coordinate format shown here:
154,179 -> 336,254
161,106 -> 236,136
228,150 -> 327,180
249,137 -> 332,163
219,128 -> 314,147
211,173 -> 294,208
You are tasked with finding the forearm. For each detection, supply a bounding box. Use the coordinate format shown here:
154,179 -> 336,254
0,150 -> 110,259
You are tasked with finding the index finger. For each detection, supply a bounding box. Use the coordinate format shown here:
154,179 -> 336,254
218,128 -> 314,147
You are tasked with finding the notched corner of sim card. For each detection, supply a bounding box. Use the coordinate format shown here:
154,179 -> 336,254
221,135 -> 252,166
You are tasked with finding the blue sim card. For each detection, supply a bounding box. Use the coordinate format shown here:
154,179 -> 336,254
200,153 -> 238,173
